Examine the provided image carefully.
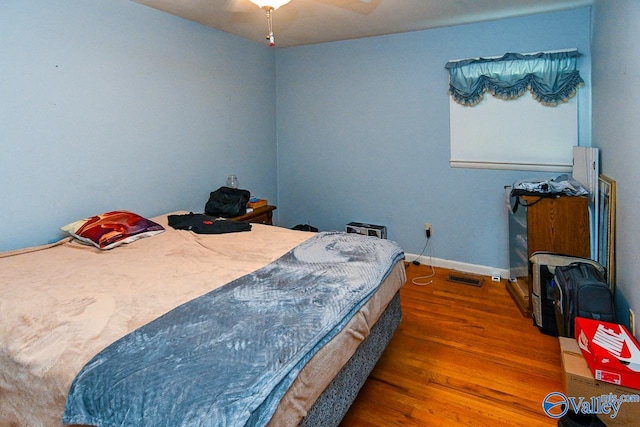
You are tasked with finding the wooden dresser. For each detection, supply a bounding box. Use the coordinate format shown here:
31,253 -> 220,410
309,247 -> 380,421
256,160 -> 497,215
507,195 -> 590,317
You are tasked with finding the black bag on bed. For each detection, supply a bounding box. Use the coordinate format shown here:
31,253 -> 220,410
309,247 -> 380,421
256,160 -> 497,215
205,186 -> 250,218
168,213 -> 251,234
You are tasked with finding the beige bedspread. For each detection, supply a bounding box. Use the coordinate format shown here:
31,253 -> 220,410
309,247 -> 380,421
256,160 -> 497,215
0,212 -> 405,426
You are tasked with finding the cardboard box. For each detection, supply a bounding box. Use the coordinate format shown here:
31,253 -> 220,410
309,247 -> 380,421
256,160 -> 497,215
560,337 -> 640,426
575,318 -> 640,390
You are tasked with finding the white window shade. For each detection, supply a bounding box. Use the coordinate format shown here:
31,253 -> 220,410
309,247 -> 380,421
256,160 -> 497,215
449,93 -> 577,172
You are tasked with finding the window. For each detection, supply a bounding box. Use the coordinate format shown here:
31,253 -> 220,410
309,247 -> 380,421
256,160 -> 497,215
446,50 -> 584,171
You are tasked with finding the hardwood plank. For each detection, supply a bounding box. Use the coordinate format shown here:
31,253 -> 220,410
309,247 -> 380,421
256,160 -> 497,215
340,264 -> 562,426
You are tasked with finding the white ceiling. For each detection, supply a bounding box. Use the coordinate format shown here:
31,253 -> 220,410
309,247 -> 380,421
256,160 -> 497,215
132,0 -> 593,48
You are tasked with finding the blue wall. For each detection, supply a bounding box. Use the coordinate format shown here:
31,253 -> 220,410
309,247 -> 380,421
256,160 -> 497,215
0,0 -> 276,251
591,0 -> 640,328
2,0 -> 636,338
276,8 -> 591,271
1,3 -> 594,276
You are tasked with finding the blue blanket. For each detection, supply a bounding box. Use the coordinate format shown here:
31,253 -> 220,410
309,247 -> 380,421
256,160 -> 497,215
63,232 -> 404,427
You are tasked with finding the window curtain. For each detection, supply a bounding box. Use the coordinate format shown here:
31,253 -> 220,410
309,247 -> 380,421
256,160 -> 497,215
445,51 -> 584,107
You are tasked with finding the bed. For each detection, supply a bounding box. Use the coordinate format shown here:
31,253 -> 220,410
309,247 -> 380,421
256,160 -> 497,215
0,211 -> 406,426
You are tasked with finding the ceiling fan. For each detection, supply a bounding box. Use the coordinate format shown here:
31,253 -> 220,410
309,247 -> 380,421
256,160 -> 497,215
247,0 -> 292,46
242,0 -> 379,47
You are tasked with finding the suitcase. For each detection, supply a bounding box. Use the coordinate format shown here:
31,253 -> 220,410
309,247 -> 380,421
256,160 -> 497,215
553,261 -> 614,338
529,252 -> 602,336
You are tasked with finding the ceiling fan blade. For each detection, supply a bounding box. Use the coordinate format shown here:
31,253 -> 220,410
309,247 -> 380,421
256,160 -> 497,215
312,0 -> 381,15
223,0 -> 257,13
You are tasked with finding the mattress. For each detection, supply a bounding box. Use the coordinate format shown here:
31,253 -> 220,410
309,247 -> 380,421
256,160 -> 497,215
0,212 -> 405,426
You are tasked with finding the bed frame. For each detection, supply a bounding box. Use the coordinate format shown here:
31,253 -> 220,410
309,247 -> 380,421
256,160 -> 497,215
300,292 -> 402,426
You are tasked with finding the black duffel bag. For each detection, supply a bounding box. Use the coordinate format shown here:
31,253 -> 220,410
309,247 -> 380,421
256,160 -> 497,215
205,186 -> 250,218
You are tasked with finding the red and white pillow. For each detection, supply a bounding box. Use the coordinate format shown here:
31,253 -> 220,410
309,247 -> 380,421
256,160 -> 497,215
61,210 -> 165,250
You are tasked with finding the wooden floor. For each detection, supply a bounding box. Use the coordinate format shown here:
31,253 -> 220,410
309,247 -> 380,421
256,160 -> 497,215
340,263 -> 563,426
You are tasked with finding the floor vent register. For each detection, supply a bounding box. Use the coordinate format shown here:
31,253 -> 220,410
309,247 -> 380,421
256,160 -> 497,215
447,271 -> 484,287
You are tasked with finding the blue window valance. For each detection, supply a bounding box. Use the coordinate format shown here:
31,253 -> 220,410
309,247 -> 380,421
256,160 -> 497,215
445,50 -> 584,107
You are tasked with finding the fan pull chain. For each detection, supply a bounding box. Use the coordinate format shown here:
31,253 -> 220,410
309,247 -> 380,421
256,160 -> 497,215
264,7 -> 276,47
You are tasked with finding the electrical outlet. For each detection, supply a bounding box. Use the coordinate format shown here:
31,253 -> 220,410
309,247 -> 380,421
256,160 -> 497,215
424,223 -> 432,238
630,309 -> 636,337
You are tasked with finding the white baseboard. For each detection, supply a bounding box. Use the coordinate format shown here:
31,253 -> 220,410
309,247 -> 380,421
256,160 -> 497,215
405,252 -> 510,281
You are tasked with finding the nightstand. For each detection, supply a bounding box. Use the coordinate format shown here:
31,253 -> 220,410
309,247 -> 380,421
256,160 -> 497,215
230,205 -> 276,225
